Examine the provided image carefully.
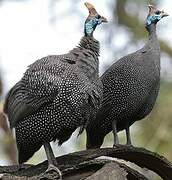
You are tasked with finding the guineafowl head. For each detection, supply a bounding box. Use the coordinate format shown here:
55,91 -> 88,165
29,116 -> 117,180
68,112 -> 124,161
146,4 -> 169,27
84,2 -> 107,37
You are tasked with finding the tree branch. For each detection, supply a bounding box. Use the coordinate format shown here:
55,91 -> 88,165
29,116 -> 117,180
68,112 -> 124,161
0,146 -> 172,179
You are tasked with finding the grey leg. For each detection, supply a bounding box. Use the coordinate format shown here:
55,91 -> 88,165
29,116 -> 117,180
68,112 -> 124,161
125,126 -> 132,146
112,120 -> 119,147
42,142 -> 62,180
44,142 -> 57,165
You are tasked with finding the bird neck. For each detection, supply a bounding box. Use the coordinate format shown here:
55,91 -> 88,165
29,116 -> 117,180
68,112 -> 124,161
79,36 -> 100,57
144,23 -> 160,68
147,23 -> 157,40
71,36 -> 100,81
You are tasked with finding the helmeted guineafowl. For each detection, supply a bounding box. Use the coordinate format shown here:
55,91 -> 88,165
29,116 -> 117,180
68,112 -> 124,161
3,2 -> 107,177
86,4 -> 168,149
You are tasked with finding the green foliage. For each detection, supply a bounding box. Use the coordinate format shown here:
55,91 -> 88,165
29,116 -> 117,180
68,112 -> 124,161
139,82 -> 172,160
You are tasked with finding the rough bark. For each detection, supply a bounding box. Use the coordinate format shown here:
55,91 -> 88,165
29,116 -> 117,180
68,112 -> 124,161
85,162 -> 128,180
0,146 -> 172,180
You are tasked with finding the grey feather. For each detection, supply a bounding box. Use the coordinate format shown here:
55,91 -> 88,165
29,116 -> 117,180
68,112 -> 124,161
4,36 -> 103,163
86,24 -> 160,148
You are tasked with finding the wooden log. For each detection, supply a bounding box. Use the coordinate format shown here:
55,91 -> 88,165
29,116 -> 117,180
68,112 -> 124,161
0,146 -> 171,180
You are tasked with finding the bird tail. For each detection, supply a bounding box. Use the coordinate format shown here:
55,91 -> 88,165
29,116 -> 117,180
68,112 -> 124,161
3,81 -> 24,128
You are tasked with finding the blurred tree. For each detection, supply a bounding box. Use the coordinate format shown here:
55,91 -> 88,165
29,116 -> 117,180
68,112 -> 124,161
115,0 -> 172,57
0,72 -> 17,164
139,82 -> 172,160
0,76 -> 2,96
0,113 -> 17,164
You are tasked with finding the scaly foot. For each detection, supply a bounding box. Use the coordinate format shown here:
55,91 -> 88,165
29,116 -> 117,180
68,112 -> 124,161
40,164 -> 62,180
113,143 -> 121,148
125,143 -> 133,147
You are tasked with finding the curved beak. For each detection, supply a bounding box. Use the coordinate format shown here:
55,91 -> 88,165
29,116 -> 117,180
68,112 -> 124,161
100,16 -> 108,23
161,11 -> 169,18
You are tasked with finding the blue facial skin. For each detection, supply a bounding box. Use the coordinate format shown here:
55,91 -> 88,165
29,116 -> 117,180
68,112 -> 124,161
84,17 -> 103,36
146,15 -> 162,26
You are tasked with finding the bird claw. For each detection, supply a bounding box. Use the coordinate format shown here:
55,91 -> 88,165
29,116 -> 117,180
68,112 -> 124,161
113,143 -> 120,148
39,164 -> 62,180
113,143 -> 133,149
46,164 -> 62,175
125,143 -> 133,147
113,144 -> 130,148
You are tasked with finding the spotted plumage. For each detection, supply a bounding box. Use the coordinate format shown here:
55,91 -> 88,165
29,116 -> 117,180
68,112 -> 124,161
4,2 -> 107,166
86,5 -> 169,149
4,36 -> 102,163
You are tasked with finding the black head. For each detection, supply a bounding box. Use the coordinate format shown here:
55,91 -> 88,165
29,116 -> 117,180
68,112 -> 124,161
146,4 -> 169,28
84,2 -> 108,37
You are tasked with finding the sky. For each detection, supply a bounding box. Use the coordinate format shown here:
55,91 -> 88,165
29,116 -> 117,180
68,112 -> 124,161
0,0 -> 171,165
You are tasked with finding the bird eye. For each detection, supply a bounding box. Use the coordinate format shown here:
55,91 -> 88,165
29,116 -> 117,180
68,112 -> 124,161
155,10 -> 161,15
97,15 -> 101,19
